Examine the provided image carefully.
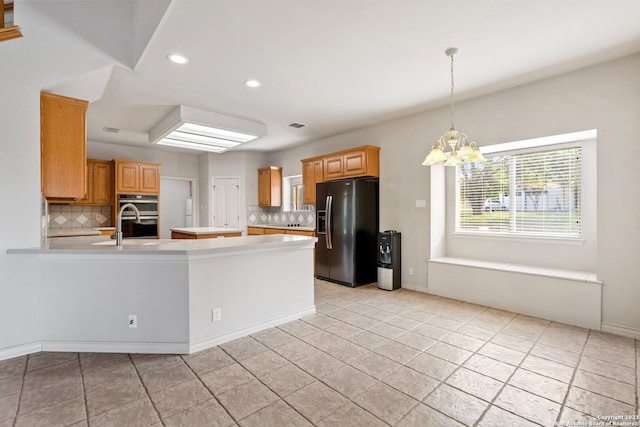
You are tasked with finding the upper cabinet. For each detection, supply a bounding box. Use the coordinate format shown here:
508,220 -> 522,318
258,166 -> 282,207
74,159 -> 113,206
40,92 -> 89,201
301,159 -> 323,205
114,159 -> 160,194
301,146 -> 380,204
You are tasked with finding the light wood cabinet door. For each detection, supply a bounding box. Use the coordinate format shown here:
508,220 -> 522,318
258,167 -> 282,207
92,161 -> 112,205
116,162 -> 139,193
302,159 -> 323,205
323,155 -> 344,180
40,92 -> 88,200
247,227 -> 265,235
263,228 -> 283,234
139,164 -> 160,193
318,146 -> 380,181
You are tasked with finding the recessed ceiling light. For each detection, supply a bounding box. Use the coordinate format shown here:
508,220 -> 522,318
245,79 -> 262,88
167,54 -> 189,64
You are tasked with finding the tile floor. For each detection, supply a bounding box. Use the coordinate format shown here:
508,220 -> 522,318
1,279 -> 638,426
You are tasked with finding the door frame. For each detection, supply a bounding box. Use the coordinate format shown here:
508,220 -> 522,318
160,176 -> 198,229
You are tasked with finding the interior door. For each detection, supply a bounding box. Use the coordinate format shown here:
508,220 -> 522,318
159,178 -> 192,239
213,177 -> 240,228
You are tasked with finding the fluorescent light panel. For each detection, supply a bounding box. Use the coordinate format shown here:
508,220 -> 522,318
157,138 -> 229,153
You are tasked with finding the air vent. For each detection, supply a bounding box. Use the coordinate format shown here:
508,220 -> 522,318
289,122 -> 306,129
102,126 -> 120,133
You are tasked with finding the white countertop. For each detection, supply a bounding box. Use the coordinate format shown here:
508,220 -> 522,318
171,227 -> 243,235
250,224 -> 316,232
47,229 -> 101,237
9,234 -> 317,256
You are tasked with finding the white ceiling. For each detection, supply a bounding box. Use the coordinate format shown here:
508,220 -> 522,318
76,0 -> 640,154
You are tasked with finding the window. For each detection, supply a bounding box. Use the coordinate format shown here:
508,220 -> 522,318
457,145 -> 581,238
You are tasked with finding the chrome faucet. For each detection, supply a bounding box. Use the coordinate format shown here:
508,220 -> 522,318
116,203 -> 141,248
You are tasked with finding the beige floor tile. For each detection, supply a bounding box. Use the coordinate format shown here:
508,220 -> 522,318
349,352 -> 401,380
301,330 -> 342,350
321,365 -> 377,398
363,309 -> 398,322
301,313 -> 342,330
200,363 -> 255,395
382,365 -> 439,400
278,320 -> 322,338
373,340 -> 421,364
366,322 -> 405,339
323,322 -> 363,338
219,337 -> 269,361
426,315 -> 464,331
385,315 -> 422,330
26,352 -> 78,372
578,355 -> 636,385
81,360 -> 138,393
86,377 -> 148,417
182,348 -> 235,377
149,378 -> 212,420
347,331 -> 389,350
412,323 -> 451,340
463,354 -> 517,382
587,330 -> 636,355
455,324 -> 496,341
250,327 -> 296,349
217,379 -> 278,420
14,395 -> 86,427
494,385 -> 561,426
530,342 -> 581,367
396,402 -> 464,427
406,353 -> 457,381
139,361 -> 195,393
423,383 -> 488,426
79,353 -> 130,371
325,308 -> 358,322
285,381 -> 347,423
445,367 -> 504,402
164,398 -> 235,427
317,402 -> 385,427
538,330 -> 587,354
520,354 -> 575,383
132,354 -> 183,374
558,407 -> 600,425
295,351 -> 345,379
239,399 -> 311,427
402,309 -> 438,323
572,369 -> 636,405
565,386 -> 636,418
0,393 -> 19,422
394,331 -> 437,351
441,332 -> 486,352
240,350 -> 289,378
582,342 -> 636,368
353,381 -> 418,424
490,333 -> 535,353
322,339 -> 370,363
426,342 -> 473,365
0,357 -> 27,381
343,314 -> 382,330
89,397 -> 159,427
508,368 -> 569,403
0,374 -> 23,397
477,405 -> 541,427
259,363 -> 315,397
23,360 -> 80,390
478,342 -> 526,366
273,339 -> 318,362
19,375 -> 84,415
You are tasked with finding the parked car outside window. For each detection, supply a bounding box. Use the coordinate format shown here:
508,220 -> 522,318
484,198 -> 507,211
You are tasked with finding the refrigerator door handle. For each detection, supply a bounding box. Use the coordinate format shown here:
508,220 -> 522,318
325,195 -> 333,249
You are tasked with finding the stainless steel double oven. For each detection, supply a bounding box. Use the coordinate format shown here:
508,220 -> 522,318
117,194 -> 159,238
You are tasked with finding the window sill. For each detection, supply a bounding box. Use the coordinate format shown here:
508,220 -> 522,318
452,231 -> 585,246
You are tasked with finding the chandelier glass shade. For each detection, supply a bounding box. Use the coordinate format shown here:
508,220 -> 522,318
422,48 -> 485,166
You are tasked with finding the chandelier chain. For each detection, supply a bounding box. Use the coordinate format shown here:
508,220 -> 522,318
450,53 -> 455,130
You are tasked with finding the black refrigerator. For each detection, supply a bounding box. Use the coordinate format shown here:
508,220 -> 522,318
315,178 -> 378,287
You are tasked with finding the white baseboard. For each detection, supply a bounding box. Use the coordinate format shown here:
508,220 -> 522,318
189,306 -> 317,354
600,322 -> 640,340
400,283 -> 428,293
0,341 -> 42,361
41,340 -> 190,355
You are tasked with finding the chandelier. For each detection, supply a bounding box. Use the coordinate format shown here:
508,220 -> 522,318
422,48 -> 485,166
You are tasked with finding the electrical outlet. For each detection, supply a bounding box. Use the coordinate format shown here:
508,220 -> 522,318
212,308 -> 221,322
408,267 -> 414,276
129,314 -> 137,328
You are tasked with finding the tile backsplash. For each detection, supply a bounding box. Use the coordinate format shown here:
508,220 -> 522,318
48,205 -> 112,230
247,205 -> 315,228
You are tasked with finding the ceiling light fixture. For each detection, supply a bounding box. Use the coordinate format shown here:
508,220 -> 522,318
167,53 -> 189,64
422,48 -> 485,167
149,106 -> 267,153
245,79 -> 262,88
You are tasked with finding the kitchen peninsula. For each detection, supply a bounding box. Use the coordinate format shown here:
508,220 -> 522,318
7,234 -> 316,357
